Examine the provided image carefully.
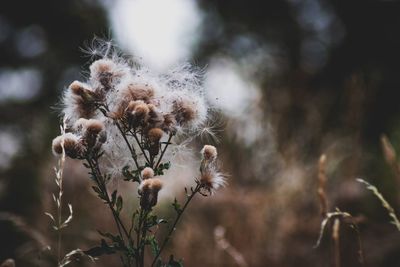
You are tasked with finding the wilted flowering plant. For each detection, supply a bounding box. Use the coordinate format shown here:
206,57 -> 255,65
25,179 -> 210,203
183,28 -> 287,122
49,42 -> 226,267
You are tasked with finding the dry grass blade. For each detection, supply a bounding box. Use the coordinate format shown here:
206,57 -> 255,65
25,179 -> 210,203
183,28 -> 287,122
332,218 -> 341,267
317,154 -> 328,217
356,178 -> 400,231
314,211 -> 351,248
381,134 -> 396,165
214,226 -> 248,267
59,249 -> 96,267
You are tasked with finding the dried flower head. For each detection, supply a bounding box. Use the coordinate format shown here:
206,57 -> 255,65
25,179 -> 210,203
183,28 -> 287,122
147,128 -> 164,142
85,119 -> 105,135
118,83 -> 155,103
125,100 -> 150,126
198,145 -> 226,194
141,167 -> 155,180
161,114 -> 177,133
63,81 -> 98,121
138,178 -> 163,210
89,58 -> 123,91
201,145 -> 218,161
170,93 -> 208,130
52,133 -> 83,159
199,167 -> 226,194
57,41 -> 213,183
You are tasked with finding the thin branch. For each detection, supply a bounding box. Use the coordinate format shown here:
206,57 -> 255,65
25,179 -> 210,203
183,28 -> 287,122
154,133 -> 173,170
151,184 -> 201,267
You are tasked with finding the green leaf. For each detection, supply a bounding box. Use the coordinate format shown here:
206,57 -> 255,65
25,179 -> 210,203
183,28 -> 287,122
111,190 -> 117,206
97,231 -> 126,250
154,162 -> 171,176
148,235 -> 160,256
116,196 -> 123,214
167,255 -> 184,267
122,166 -> 141,183
84,239 -> 116,257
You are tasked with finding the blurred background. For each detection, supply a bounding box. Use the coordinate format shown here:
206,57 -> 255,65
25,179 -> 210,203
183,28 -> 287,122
2,0 -> 400,266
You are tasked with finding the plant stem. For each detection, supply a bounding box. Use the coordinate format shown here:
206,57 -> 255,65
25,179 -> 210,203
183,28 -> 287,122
151,184 -> 201,267
57,187 -> 62,265
97,104 -> 141,173
115,122 -> 141,171
130,129 -> 150,165
136,208 -> 144,267
56,136 -> 66,266
140,210 -> 149,267
87,158 -> 132,244
154,133 -> 173,169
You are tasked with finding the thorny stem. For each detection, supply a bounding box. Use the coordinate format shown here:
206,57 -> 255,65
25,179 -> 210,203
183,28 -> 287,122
151,183 -> 202,267
154,133 -> 173,170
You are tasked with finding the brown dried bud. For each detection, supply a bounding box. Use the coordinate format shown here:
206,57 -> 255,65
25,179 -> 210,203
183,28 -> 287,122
69,81 -> 96,102
138,178 -> 163,210
52,133 -> 83,159
123,84 -> 154,103
141,167 -> 155,180
90,59 -> 119,90
85,119 -> 105,135
147,128 -> 163,143
161,114 -> 177,133
172,99 -> 196,125
201,145 -> 218,161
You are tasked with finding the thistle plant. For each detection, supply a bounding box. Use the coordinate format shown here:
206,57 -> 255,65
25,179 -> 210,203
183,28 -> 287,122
50,41 -> 226,267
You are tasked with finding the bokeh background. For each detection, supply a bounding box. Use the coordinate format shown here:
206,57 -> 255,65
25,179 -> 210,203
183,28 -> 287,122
2,0 -> 400,266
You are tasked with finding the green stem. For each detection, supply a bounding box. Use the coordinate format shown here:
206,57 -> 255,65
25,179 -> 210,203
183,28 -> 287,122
136,209 -> 144,267
154,133 -> 173,169
87,158 -> 132,243
115,122 -> 141,172
151,184 -> 201,267
140,210 -> 149,267
130,129 -> 151,165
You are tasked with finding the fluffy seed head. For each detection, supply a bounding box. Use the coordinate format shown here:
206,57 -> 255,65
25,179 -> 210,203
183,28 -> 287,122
120,83 -> 154,103
172,99 -> 196,124
90,58 -> 116,74
73,118 -> 89,131
89,58 -> 127,92
126,100 -> 144,113
138,178 -> 163,209
64,81 -> 98,120
134,103 -> 150,117
69,81 -> 99,103
139,178 -> 163,193
150,178 -> 163,191
199,168 -> 226,194
201,145 -> 218,161
147,104 -> 163,127
161,114 -> 177,133
52,133 -> 82,159
147,128 -> 164,142
70,81 -> 90,96
141,167 -> 155,180
85,119 -> 105,135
